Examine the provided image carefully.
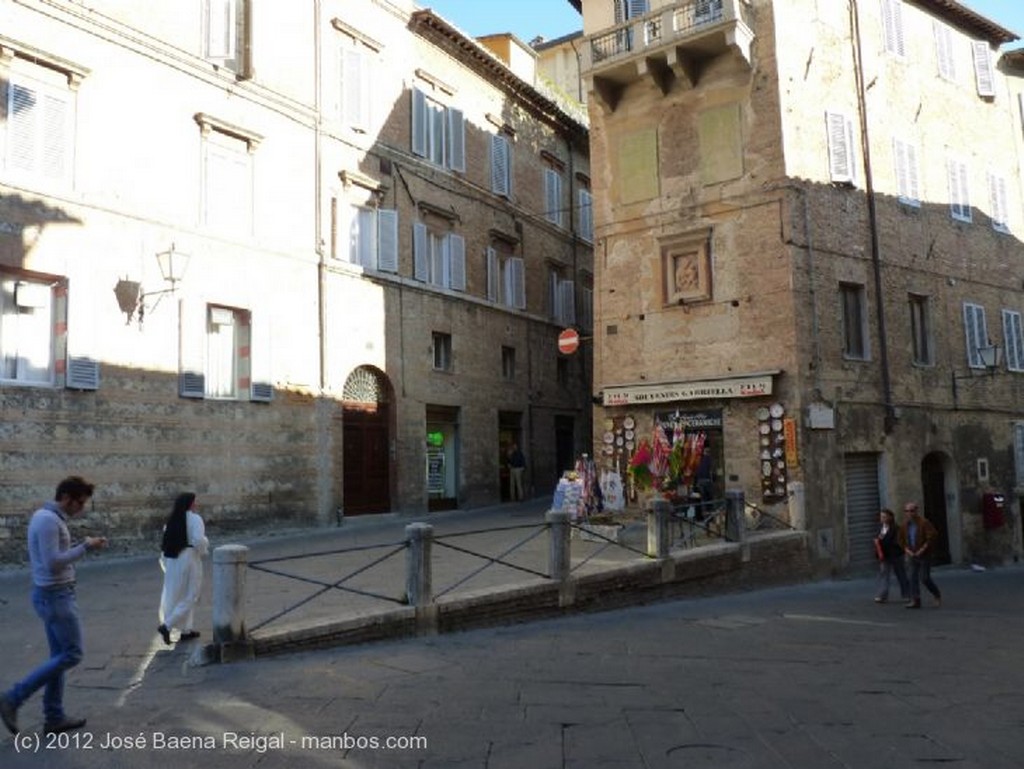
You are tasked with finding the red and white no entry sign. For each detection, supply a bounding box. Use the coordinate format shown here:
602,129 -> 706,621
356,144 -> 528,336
557,328 -> 580,355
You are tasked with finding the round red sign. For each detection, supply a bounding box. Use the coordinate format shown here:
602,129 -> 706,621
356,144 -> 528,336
558,328 -> 580,355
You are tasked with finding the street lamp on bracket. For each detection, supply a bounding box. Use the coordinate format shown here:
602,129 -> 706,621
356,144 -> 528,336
113,244 -> 190,326
951,343 -> 1003,409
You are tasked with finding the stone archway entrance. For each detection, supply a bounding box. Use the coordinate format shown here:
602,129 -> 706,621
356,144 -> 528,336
342,366 -> 391,515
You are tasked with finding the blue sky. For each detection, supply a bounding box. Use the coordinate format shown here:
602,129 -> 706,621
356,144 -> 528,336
422,1 -> 1024,48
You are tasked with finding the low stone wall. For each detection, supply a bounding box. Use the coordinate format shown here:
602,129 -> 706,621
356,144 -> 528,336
246,530 -> 811,659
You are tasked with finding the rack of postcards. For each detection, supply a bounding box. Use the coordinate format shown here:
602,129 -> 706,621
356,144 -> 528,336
597,413 -> 636,510
757,402 -> 788,502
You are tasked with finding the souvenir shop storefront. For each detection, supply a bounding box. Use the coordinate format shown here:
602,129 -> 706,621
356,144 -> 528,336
591,371 -> 792,515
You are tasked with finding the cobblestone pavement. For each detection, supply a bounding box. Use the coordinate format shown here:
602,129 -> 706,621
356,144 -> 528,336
1,502 -> 1022,768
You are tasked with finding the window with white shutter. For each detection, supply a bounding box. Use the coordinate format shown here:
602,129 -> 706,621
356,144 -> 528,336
881,0 -> 905,58
346,203 -> 398,270
206,306 -> 242,399
947,158 -> 971,222
933,21 -> 955,81
410,87 -> 464,172
5,78 -> 74,187
972,41 -> 995,97
962,302 -> 988,369
0,274 -> 58,386
487,248 -> 525,310
377,210 -> 399,273
550,271 -> 576,326
614,0 -> 650,22
201,129 -> 254,235
893,137 -> 919,206
507,257 -> 526,310
205,0 -> 250,76
825,111 -> 856,185
491,134 -> 512,197
987,172 -> 1009,232
578,188 -> 594,242
1003,309 -> 1024,372
411,223 -> 465,290
341,46 -> 371,131
349,206 -> 377,267
179,301 -> 266,402
544,168 -> 564,227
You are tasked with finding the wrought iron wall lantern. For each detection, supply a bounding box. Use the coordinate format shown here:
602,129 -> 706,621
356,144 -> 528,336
114,244 -> 190,325
951,343 -> 1003,409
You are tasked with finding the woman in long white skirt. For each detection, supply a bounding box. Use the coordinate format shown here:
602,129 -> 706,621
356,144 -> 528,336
157,493 -> 209,644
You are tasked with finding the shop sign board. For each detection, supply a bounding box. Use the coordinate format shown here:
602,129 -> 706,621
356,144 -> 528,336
603,375 -> 773,406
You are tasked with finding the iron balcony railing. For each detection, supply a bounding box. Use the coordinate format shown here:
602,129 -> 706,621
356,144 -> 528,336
584,0 -> 753,72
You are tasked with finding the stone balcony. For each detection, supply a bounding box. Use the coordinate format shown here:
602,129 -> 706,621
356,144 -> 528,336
581,0 -> 754,110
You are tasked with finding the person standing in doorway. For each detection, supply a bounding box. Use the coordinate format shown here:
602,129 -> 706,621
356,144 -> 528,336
508,443 -> 526,502
1,477 -> 108,736
899,501 -> 942,609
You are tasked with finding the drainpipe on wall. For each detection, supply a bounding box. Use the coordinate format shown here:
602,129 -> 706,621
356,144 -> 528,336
850,0 -> 897,433
314,0 -> 326,394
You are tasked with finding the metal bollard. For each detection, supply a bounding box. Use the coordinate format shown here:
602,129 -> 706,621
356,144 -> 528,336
405,523 -> 434,608
725,489 -> 746,544
647,497 -> 672,558
546,510 -> 571,582
212,544 -> 249,645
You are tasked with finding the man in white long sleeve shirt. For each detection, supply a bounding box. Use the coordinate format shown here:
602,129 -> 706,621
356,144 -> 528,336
0,477 -> 107,735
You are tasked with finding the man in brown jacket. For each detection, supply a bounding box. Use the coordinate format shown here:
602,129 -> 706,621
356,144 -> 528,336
899,501 -> 942,609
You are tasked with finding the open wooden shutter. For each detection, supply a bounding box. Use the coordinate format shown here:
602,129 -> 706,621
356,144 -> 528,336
413,222 -> 429,281
448,233 -> 466,291
972,41 -> 995,97
411,88 -> 427,157
826,111 -> 855,185
447,107 -> 465,172
377,209 -> 399,272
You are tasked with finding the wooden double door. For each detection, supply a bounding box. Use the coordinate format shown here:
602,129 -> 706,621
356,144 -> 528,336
343,402 -> 390,515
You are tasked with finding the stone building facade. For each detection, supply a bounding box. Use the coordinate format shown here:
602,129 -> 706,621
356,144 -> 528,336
574,0 -> 1024,573
0,0 -> 592,561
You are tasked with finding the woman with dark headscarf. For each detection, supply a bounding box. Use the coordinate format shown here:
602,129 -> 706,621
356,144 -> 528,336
157,493 -> 208,644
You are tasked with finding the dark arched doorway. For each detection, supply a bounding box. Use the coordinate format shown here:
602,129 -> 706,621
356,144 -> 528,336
921,452 -> 952,565
342,366 -> 391,515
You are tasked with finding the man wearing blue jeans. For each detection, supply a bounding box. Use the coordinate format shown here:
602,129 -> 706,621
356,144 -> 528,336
899,501 -> 942,609
1,477 -> 108,735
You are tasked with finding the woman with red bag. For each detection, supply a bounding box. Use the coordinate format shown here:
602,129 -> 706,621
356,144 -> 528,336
874,508 -> 908,603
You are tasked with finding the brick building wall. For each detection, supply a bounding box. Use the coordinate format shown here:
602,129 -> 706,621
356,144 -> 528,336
578,0 -> 1023,571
